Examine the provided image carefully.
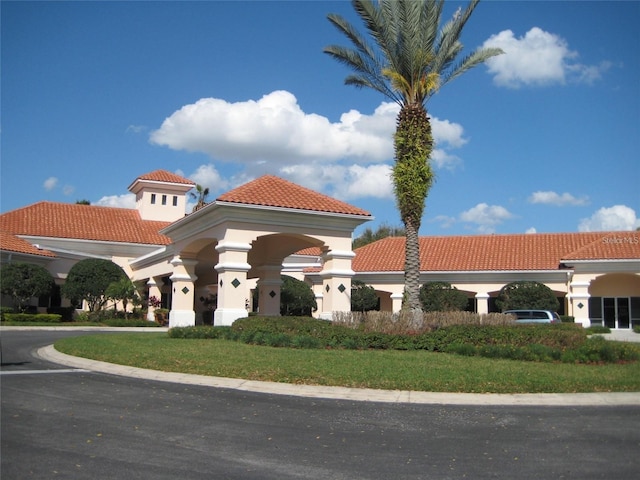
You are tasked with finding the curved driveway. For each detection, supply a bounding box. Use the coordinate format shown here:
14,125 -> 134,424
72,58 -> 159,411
2,329 -> 640,479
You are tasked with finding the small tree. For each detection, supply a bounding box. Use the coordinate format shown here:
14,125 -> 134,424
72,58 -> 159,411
62,259 -> 127,312
280,275 -> 317,316
0,262 -> 55,312
351,280 -> 379,312
190,184 -> 210,212
419,282 -> 468,312
495,281 -> 560,312
105,276 -> 140,318
353,223 -> 406,249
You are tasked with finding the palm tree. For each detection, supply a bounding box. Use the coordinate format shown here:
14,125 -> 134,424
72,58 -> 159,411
190,184 -> 210,212
324,0 -> 502,312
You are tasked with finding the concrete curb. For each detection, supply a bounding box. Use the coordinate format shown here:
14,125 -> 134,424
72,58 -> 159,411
37,345 -> 640,406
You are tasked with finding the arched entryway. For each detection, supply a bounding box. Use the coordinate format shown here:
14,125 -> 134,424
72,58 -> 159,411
153,176 -> 371,327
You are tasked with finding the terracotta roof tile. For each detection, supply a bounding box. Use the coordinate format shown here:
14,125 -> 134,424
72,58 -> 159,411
0,202 -> 172,246
0,230 -> 56,257
136,169 -> 195,185
217,176 -> 371,216
352,232 -> 640,272
562,233 -> 640,260
294,247 -> 323,256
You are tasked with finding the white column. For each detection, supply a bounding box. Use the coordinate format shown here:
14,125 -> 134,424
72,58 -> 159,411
391,292 -> 403,314
146,278 -> 161,322
319,249 -> 355,320
214,241 -> 251,326
569,280 -> 591,327
475,292 -> 490,314
256,265 -> 282,316
169,256 -> 198,327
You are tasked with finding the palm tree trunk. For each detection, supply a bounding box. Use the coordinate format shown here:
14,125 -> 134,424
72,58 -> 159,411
392,102 -> 434,312
403,216 -> 422,311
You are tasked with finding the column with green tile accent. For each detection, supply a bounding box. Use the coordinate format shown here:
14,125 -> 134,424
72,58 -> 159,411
569,279 -> 591,327
256,264 -> 282,317
319,249 -> 355,320
168,256 -> 198,327
214,241 -> 251,326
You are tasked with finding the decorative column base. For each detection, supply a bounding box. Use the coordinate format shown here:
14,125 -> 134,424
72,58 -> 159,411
169,309 -> 196,328
214,308 -> 249,326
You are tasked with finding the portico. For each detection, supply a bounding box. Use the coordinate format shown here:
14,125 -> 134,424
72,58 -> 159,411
132,175 -> 371,327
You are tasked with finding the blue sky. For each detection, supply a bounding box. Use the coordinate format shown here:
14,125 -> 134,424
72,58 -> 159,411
2,0 -> 639,237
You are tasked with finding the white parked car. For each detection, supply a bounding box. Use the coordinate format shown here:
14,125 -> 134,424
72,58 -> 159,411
504,310 -> 562,324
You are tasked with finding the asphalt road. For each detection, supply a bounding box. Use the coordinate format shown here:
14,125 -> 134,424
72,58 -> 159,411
1,330 -> 639,479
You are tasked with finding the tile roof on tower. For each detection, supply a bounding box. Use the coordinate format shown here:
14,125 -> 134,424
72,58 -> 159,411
135,169 -> 195,185
217,175 -> 371,216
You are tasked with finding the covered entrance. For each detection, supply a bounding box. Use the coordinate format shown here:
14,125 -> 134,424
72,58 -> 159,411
131,176 -> 372,327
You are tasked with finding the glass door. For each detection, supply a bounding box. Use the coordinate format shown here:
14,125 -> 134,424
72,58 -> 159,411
602,297 -> 631,329
603,298 -> 616,328
617,298 -> 630,329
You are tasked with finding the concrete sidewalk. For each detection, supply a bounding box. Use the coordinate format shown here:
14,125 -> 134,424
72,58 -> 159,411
37,342 -> 640,407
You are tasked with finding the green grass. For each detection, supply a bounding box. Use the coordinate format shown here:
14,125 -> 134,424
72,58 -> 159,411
54,333 -> 640,394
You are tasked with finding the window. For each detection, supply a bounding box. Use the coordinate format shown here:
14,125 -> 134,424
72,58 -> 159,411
150,194 -> 156,204
173,196 -> 178,206
161,195 -> 167,205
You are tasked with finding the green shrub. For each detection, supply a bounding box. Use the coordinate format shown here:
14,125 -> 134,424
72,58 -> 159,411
168,326 -> 233,339
291,335 -> 322,349
560,315 -> 575,323
3,313 -> 62,323
443,343 -> 477,357
102,318 -> 158,327
168,316 -> 639,365
47,306 -> 76,322
560,336 -> 640,364
586,325 -> 611,335
0,306 -> 14,320
426,324 -> 586,351
634,325 -> 640,334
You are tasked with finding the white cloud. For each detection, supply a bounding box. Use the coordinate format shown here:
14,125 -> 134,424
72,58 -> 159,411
460,203 -> 515,233
126,125 -> 147,134
95,193 -> 136,209
431,117 -> 468,149
43,177 -> 58,191
150,90 -> 393,164
150,91 -> 467,175
433,215 -> 456,229
280,163 -> 393,201
431,150 -> 462,170
62,185 -> 75,196
578,205 -> 640,232
528,190 -> 589,206
187,164 -> 229,195
483,27 -> 609,88
525,227 -> 537,234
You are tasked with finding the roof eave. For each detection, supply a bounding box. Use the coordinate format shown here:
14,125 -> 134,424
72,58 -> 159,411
214,200 -> 372,220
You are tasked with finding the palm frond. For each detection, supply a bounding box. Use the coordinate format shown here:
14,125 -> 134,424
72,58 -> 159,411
439,47 -> 504,89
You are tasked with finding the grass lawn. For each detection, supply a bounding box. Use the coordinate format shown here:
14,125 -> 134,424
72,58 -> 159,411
54,333 -> 640,394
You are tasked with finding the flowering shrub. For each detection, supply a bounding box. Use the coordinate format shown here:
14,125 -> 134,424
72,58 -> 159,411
148,296 -> 163,308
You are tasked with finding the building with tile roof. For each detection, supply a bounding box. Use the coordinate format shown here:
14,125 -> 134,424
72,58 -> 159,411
1,170 -> 638,329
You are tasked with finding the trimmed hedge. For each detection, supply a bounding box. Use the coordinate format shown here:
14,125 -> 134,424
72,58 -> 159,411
164,316 -> 640,363
586,325 -> 611,335
3,313 -> 62,323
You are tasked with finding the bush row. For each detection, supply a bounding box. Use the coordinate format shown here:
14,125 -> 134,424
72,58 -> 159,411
3,313 -> 62,323
165,316 -> 640,364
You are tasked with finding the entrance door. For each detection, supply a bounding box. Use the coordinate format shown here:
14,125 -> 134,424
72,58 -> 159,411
617,298 -> 630,329
603,297 -> 631,329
